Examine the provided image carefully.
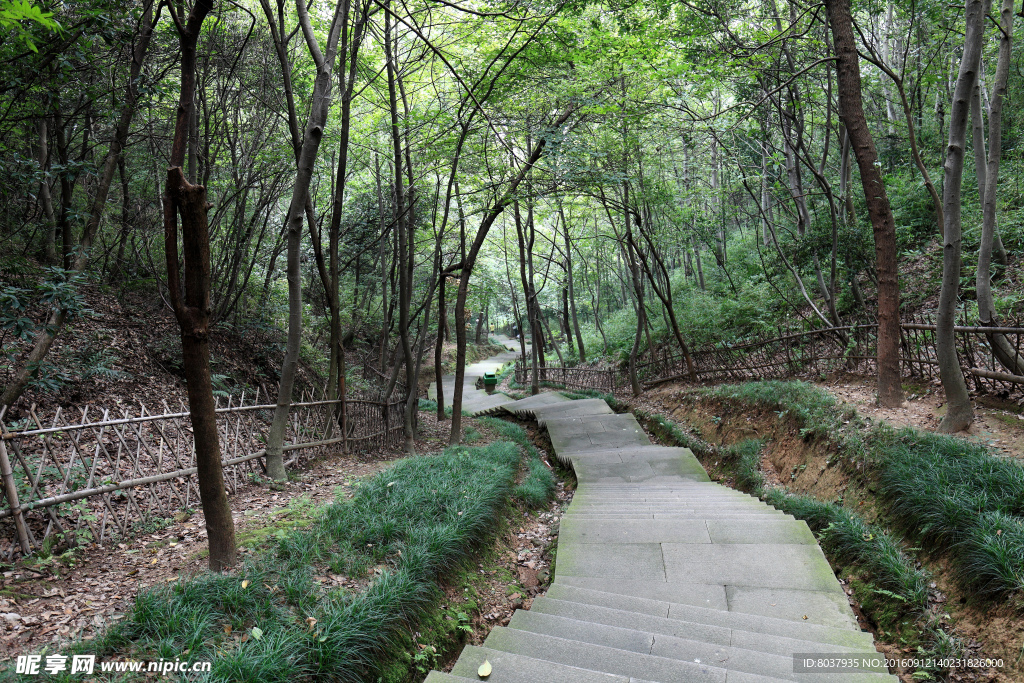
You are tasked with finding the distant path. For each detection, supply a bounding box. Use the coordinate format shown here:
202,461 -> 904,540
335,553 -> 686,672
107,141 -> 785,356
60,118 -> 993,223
427,393 -> 896,682
426,335 -> 527,416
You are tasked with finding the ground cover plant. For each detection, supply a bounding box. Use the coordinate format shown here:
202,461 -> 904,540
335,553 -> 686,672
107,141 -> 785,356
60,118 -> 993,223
875,428 -> 1024,596
697,380 -> 1024,600
478,417 -> 556,508
7,436 -> 548,683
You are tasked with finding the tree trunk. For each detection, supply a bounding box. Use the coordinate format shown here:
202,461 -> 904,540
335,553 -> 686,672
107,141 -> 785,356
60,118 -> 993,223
383,5 -> 416,454
449,105 -> 575,443
435,274 -> 447,419
827,0 -> 904,408
936,0 -> 987,432
515,199 -> 541,395
265,0 -> 345,478
976,0 -> 1024,375
36,119 -> 57,264
475,306 -> 486,345
163,0 -> 236,572
692,235 -> 705,291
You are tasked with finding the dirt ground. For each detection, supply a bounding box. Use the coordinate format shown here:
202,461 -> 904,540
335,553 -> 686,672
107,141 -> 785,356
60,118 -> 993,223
817,374 -> 1024,459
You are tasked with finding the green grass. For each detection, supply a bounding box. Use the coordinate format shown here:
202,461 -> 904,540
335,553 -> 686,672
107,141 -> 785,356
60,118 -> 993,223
478,418 -> 557,509
698,380 -> 1024,599
874,426 -> 1024,595
24,440 -> 532,683
632,407 -> 717,458
701,380 -> 866,456
726,438 -> 766,495
761,489 -> 929,611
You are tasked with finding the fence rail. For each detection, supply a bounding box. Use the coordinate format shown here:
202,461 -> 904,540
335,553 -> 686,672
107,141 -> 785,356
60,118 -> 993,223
515,362 -> 617,393
511,315 -> 1024,404
0,386 -> 405,560
637,314 -> 1024,399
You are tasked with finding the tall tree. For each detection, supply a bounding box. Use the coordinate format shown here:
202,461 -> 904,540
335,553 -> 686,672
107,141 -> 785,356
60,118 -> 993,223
975,0 -> 1024,375
264,0 -> 345,480
826,0 -> 903,408
936,0 -> 987,432
163,0 -> 236,571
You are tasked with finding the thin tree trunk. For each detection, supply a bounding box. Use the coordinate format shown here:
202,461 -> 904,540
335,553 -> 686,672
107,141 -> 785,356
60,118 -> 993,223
163,0 -> 235,571
475,306 -> 486,345
976,0 -> 1024,375
450,105 -> 576,443
36,119 -> 57,264
265,0 -> 344,478
435,274 -> 447,419
691,235 -> 705,291
383,5 -> 415,453
515,199 -> 541,395
827,0 -> 903,408
936,0 -> 987,432
560,204 -> 587,363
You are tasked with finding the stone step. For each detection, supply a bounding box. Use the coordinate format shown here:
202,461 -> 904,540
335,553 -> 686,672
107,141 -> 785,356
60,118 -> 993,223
529,596 -> 872,655
557,518 -> 816,545
423,672 -> 474,683
571,490 -> 761,498
483,626 -> 728,682
500,393 -> 573,415
572,492 -> 761,499
567,501 -> 776,510
507,610 -> 890,680
449,645 -> 631,682
561,512 -> 790,520
428,390 -> 890,682
532,399 -> 616,419
546,584 -> 862,637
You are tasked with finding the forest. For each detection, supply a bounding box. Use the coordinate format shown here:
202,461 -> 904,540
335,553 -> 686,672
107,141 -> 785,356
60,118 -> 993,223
2,0 -> 1024,680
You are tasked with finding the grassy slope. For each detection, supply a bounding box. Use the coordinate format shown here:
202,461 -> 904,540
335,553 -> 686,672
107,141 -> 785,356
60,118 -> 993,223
8,416 -> 556,683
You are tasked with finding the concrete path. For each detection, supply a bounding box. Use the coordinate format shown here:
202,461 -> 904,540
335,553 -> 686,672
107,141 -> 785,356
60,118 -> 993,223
427,394 -> 896,682
427,335 -> 525,416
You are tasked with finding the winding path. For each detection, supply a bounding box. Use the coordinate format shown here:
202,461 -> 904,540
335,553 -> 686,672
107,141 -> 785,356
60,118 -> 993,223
426,361 -> 895,681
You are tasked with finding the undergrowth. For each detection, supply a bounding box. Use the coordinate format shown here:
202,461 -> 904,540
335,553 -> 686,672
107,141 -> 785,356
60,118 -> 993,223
874,427 -> 1024,596
478,417 -> 557,509
23,438 -> 543,683
699,380 -> 1024,600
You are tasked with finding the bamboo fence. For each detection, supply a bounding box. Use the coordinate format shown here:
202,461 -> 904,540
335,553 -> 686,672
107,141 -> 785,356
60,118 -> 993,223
514,362 -> 617,393
0,386 -> 405,560
636,313 -> 1024,398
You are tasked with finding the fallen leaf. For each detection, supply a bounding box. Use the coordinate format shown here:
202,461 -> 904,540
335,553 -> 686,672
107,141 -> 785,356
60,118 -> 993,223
306,617 -> 317,631
477,659 -> 492,678
241,580 -> 250,589
251,627 -> 263,640
224,625 -> 232,635
802,615 -> 808,620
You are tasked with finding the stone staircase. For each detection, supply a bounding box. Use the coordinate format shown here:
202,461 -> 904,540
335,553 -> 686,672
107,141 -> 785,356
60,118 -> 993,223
425,391 -> 897,682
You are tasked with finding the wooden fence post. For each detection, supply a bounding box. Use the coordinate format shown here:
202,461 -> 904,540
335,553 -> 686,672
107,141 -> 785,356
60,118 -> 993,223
0,437 -> 31,555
